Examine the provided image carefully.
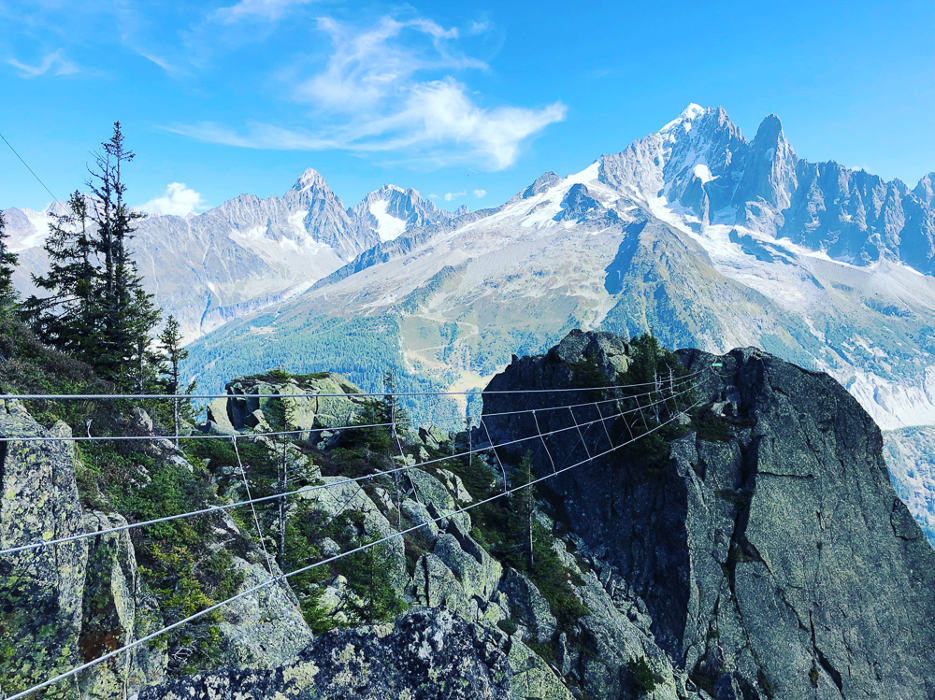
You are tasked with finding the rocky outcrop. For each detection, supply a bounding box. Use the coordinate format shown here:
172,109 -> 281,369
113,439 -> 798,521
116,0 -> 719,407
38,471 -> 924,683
4,330 -> 934,699
482,331 -> 935,698
0,401 -> 314,699
138,607 -> 514,700
0,400 -> 89,698
208,372 -> 373,437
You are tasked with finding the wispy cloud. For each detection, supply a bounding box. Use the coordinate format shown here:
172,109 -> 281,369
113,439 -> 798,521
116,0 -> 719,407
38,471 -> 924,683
467,20 -> 491,35
136,49 -> 179,74
212,0 -> 314,24
443,191 -> 466,201
139,182 -> 207,216
7,49 -> 78,78
171,15 -> 566,170
473,189 -> 487,198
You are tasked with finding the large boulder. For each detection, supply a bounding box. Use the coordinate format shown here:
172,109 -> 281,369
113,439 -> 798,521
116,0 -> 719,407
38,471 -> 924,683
0,400 -> 88,698
218,373 -> 373,436
499,568 -> 557,644
407,468 -> 471,533
407,552 -> 480,622
433,532 -> 502,602
78,511 -> 167,697
505,639 -> 575,700
214,556 -> 313,669
137,607 -> 514,699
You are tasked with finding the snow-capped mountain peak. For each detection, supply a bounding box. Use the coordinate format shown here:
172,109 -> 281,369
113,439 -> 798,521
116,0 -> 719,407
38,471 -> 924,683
349,184 -> 453,243
293,168 -> 328,192
659,102 -> 707,134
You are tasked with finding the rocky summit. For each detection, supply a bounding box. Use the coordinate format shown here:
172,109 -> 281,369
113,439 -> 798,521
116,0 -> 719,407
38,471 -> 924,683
1,330 -> 933,699
484,331 -> 935,697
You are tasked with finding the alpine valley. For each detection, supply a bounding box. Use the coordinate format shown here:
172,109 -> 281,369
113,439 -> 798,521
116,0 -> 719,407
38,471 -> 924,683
5,105 -> 935,541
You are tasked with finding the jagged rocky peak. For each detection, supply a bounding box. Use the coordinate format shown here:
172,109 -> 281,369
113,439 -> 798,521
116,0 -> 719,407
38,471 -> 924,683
292,167 -> 329,193
521,170 -> 561,199
553,183 -> 618,225
658,102 -> 709,134
915,171 -> 935,209
736,113 -> 798,210
349,182 -> 451,243
481,330 -> 935,698
657,105 -> 748,220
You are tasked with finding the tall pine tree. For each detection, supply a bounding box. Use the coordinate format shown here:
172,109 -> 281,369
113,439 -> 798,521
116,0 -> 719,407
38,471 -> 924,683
0,211 -> 18,307
88,122 -> 160,387
24,123 -> 161,388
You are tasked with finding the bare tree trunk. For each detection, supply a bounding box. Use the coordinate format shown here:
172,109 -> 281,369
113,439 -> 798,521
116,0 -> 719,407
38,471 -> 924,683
278,440 -> 287,563
173,397 -> 180,448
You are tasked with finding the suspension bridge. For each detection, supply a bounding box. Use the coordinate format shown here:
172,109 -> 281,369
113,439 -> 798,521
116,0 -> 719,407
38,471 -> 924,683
0,368 -> 704,699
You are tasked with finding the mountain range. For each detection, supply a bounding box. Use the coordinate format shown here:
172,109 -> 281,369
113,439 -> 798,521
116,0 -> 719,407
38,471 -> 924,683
82,105 -> 932,428
3,170 -> 460,340
5,105 -> 935,528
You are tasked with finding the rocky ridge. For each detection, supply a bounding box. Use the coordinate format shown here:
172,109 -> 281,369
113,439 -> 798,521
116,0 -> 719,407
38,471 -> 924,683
482,330 -> 935,697
1,331 -> 933,698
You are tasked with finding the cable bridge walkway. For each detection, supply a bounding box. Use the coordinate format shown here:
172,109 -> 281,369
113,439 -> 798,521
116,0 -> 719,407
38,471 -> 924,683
0,369 -> 704,699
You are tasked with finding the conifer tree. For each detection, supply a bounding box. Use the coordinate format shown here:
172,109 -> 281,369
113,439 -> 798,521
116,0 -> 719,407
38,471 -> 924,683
512,452 -> 536,569
0,211 -> 18,307
25,123 -> 160,388
158,314 -> 188,441
381,370 -> 410,434
22,192 -> 99,360
88,122 -> 159,387
129,285 -> 162,392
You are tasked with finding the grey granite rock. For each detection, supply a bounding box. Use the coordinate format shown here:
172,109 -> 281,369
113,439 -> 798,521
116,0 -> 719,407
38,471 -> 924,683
482,331 -> 935,699
137,607 -> 514,699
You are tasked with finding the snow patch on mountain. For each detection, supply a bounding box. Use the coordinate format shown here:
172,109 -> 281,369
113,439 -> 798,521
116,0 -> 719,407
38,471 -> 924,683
693,164 -> 715,183
368,199 -> 407,242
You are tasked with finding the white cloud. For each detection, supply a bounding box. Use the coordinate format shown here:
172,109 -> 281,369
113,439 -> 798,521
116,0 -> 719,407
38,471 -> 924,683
7,50 -> 78,78
473,189 -> 486,198
467,20 -> 491,35
139,183 -> 207,216
171,15 -> 565,170
213,0 -> 313,24
443,191 -> 466,201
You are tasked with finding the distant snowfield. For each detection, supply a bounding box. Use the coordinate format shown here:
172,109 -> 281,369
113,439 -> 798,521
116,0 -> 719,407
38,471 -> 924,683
640,191 -> 935,430
369,199 -> 407,242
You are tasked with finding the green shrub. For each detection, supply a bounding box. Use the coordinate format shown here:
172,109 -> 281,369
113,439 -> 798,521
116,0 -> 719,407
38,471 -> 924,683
338,540 -> 407,624
628,656 -> 663,694
138,544 -> 225,675
497,618 -> 518,636
692,410 -> 732,442
265,368 -> 292,382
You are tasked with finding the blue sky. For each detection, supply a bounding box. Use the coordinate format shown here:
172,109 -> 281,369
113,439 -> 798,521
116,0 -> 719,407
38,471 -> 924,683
1,0 -> 933,214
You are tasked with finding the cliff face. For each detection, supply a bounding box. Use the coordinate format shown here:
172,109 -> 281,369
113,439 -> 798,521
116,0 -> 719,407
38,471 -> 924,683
2,331 -> 933,699
482,332 -> 935,698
